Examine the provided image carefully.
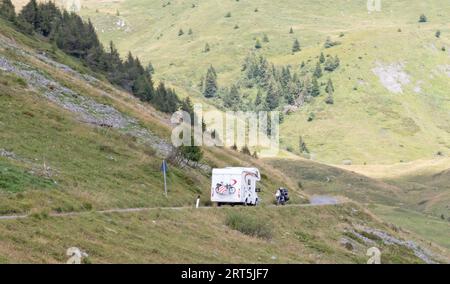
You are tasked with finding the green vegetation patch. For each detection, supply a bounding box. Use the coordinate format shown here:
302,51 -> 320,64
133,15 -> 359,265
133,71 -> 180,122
294,230 -> 334,254
0,160 -> 55,193
225,211 -> 273,240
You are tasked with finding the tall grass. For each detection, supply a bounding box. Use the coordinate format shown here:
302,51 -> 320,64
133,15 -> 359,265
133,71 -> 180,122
225,211 -> 273,240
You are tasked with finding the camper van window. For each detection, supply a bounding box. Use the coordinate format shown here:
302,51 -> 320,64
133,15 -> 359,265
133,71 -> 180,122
248,180 -> 251,186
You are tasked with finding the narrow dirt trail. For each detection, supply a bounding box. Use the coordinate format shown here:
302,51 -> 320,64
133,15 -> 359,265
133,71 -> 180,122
0,201 -> 343,221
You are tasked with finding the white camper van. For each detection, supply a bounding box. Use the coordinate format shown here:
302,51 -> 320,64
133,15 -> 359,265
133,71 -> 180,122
211,167 -> 261,206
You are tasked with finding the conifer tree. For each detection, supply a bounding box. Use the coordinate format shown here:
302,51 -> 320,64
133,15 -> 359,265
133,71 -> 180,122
325,78 -> 334,94
319,52 -> 325,64
181,96 -> 194,114
203,66 -> 218,98
0,0 -> 16,22
324,56 -> 340,71
289,27 -> 294,34
19,0 -> 40,30
179,138 -> 203,162
313,62 -> 322,78
255,39 -> 262,49
311,77 -> 320,97
204,43 -> 210,52
419,14 -> 427,23
133,74 -> 153,101
265,79 -> 280,110
299,136 -> 309,154
180,96 -> 195,122
280,66 -> 291,90
325,78 -> 334,104
224,85 -> 241,110
292,38 -> 301,53
146,62 -> 155,75
255,89 -> 263,106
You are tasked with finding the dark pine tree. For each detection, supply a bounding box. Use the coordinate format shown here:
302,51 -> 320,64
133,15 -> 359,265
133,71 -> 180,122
224,85 -> 241,110
0,0 -> 16,22
313,62 -> 323,78
19,0 -> 40,30
311,77 -> 320,97
265,79 -> 280,110
180,96 -> 194,122
37,1 -> 61,37
203,66 -> 218,98
292,39 -> 301,53
133,74 -> 154,102
204,43 -> 210,52
325,78 -> 334,104
299,136 -> 309,154
319,52 -> 325,64
255,39 -> 262,49
419,14 -> 427,23
255,89 -> 263,106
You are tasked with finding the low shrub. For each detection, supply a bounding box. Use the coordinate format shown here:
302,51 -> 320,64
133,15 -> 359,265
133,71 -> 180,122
225,212 -> 273,240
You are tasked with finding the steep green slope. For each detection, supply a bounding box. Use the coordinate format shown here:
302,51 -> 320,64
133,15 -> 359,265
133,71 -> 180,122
76,0 -> 450,164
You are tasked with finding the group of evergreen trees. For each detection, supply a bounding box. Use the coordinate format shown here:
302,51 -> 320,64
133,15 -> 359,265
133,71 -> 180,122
241,53 -> 319,111
0,0 -> 180,113
200,52 -> 340,112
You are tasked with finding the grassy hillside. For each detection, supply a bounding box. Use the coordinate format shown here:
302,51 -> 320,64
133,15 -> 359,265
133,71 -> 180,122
0,18 -> 303,215
266,157 -> 403,206
1,15 -> 448,263
0,203 -> 446,264
72,0 -> 450,165
371,204 -> 450,250
266,156 -> 450,250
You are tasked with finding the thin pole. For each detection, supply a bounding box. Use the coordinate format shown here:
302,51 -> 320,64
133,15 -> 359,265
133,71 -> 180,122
163,160 -> 167,197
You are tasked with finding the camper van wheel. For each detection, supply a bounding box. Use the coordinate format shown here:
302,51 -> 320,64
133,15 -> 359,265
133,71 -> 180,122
217,202 -> 222,207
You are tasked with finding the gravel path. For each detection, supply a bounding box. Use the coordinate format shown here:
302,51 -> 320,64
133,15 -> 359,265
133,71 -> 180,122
0,201 -> 342,221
